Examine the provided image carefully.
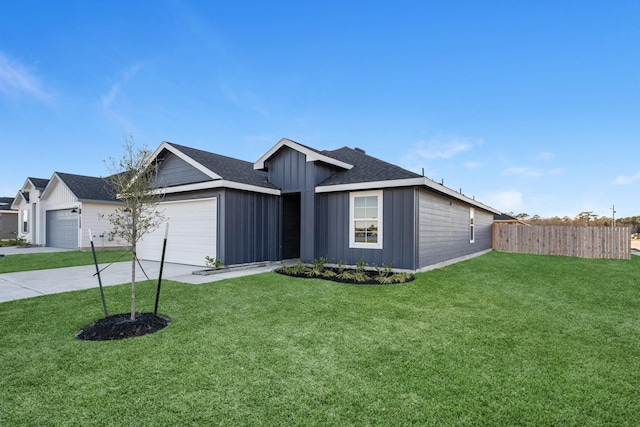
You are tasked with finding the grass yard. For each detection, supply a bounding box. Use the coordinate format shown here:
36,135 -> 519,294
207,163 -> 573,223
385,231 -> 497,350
1,251 -> 639,426
0,250 -> 130,273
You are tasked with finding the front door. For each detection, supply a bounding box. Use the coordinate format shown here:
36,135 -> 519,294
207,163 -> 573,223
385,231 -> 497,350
282,194 -> 301,259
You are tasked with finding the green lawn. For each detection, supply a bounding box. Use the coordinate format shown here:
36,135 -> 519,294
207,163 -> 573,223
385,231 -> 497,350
1,252 -> 639,426
0,250 -> 130,273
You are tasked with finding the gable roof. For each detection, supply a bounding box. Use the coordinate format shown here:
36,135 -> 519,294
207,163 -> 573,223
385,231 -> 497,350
494,213 -> 529,225
28,177 -> 50,191
150,141 -> 280,195
0,197 -> 15,211
54,172 -> 119,202
318,147 -> 422,186
313,147 -> 500,214
11,177 -> 49,207
254,138 -> 354,171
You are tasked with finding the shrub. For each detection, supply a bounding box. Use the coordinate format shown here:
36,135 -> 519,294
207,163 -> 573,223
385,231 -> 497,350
306,257 -> 332,277
279,259 -> 310,276
205,256 -> 224,269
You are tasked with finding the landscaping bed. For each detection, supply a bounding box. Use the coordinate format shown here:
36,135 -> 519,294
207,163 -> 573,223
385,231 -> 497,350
76,312 -> 170,341
275,258 -> 414,285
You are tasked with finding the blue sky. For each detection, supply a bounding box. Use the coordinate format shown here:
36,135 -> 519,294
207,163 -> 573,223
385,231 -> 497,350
1,1 -> 638,218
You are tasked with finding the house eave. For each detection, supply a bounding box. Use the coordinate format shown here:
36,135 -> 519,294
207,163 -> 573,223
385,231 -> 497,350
152,141 -> 223,180
254,138 -> 354,171
316,177 -> 502,214
158,180 -> 281,196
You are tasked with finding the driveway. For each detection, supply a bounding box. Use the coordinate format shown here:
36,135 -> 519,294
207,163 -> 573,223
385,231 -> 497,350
0,247 -> 279,303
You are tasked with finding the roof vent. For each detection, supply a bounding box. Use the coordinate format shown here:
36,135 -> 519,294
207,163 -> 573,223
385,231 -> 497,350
354,147 -> 366,154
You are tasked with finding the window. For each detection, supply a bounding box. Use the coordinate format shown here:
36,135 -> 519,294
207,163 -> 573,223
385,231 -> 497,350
349,190 -> 383,249
22,209 -> 29,233
469,207 -> 475,243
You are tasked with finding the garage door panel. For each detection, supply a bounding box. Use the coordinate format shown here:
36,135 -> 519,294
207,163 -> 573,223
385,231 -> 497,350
137,198 -> 216,266
46,210 -> 78,249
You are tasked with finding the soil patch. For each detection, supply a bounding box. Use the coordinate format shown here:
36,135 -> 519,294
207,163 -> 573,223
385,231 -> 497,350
76,312 -> 171,341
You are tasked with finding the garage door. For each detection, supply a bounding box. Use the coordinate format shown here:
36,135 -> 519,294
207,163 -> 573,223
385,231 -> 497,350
137,198 -> 217,266
46,210 -> 79,249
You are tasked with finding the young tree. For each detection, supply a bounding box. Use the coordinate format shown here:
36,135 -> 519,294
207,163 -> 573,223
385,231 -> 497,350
104,137 -> 166,320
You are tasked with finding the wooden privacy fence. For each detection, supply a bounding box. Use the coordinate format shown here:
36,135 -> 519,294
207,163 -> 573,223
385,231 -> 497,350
493,224 -> 631,260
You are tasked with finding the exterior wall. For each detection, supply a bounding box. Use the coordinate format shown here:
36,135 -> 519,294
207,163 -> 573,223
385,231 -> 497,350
154,152 -> 211,187
217,189 -> 280,265
315,187 -> 416,269
0,211 -> 18,240
265,146 -> 337,262
79,203 -> 127,250
417,189 -> 493,268
41,179 -> 78,247
15,182 -> 45,245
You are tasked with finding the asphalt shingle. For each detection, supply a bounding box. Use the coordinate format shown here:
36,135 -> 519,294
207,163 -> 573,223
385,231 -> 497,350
56,173 -> 119,202
167,142 -> 278,190
318,147 -> 421,186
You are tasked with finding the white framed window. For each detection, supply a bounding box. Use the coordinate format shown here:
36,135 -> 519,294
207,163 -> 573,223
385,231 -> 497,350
349,190 -> 383,249
22,209 -> 29,233
469,207 -> 475,243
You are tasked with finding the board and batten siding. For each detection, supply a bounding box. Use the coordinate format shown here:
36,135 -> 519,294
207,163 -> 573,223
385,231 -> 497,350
154,152 -> 211,187
265,145 -> 337,262
217,189 -> 280,265
417,189 -> 493,267
315,187 -> 416,269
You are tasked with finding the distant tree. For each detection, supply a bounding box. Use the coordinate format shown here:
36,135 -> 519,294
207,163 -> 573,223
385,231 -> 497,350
576,211 -> 598,225
515,213 -> 530,220
104,137 -> 166,321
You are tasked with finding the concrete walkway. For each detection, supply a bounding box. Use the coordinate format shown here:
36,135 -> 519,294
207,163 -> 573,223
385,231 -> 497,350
0,247 -> 280,303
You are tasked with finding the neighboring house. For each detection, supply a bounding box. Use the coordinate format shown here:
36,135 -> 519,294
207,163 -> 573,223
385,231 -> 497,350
494,213 -> 529,226
0,197 -> 18,240
137,138 -> 501,270
11,177 -> 50,245
12,173 -> 125,250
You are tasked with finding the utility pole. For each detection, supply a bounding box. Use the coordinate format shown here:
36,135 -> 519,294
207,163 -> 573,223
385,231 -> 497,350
612,205 -> 616,227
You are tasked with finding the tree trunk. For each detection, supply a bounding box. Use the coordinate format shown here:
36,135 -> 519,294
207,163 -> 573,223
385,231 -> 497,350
131,244 -> 136,321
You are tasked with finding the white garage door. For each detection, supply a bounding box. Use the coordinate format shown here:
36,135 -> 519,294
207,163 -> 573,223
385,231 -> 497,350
137,198 -> 217,266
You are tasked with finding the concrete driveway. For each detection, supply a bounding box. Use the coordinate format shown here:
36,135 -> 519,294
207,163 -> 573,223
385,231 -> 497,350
0,247 -> 279,303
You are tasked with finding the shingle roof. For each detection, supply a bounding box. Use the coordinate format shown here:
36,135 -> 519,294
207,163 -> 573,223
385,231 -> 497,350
0,197 -> 15,209
167,142 -> 278,190
56,172 -> 119,202
317,147 -> 421,186
28,178 -> 50,190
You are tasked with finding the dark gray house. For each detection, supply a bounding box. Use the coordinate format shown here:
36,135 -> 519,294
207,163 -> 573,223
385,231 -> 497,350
137,138 -> 500,270
0,197 -> 18,240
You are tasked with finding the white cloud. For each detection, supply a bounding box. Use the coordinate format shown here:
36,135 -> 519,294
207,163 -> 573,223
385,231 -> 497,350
0,52 -> 54,104
613,171 -> 640,185
413,137 -> 475,160
465,161 -> 482,169
503,167 -> 542,178
483,189 -> 524,212
99,63 -> 142,109
100,84 -> 120,108
538,151 -> 555,160
400,135 -> 482,174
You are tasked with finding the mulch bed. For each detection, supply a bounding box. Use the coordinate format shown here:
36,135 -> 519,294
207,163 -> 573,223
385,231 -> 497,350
275,267 -> 414,285
76,312 -> 171,341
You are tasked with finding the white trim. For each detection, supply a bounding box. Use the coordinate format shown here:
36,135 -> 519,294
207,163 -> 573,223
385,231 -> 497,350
152,141 -> 223,180
40,172 -> 77,201
158,180 -> 281,196
254,138 -> 354,170
469,207 -> 475,243
349,190 -> 383,250
316,176 -> 501,214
